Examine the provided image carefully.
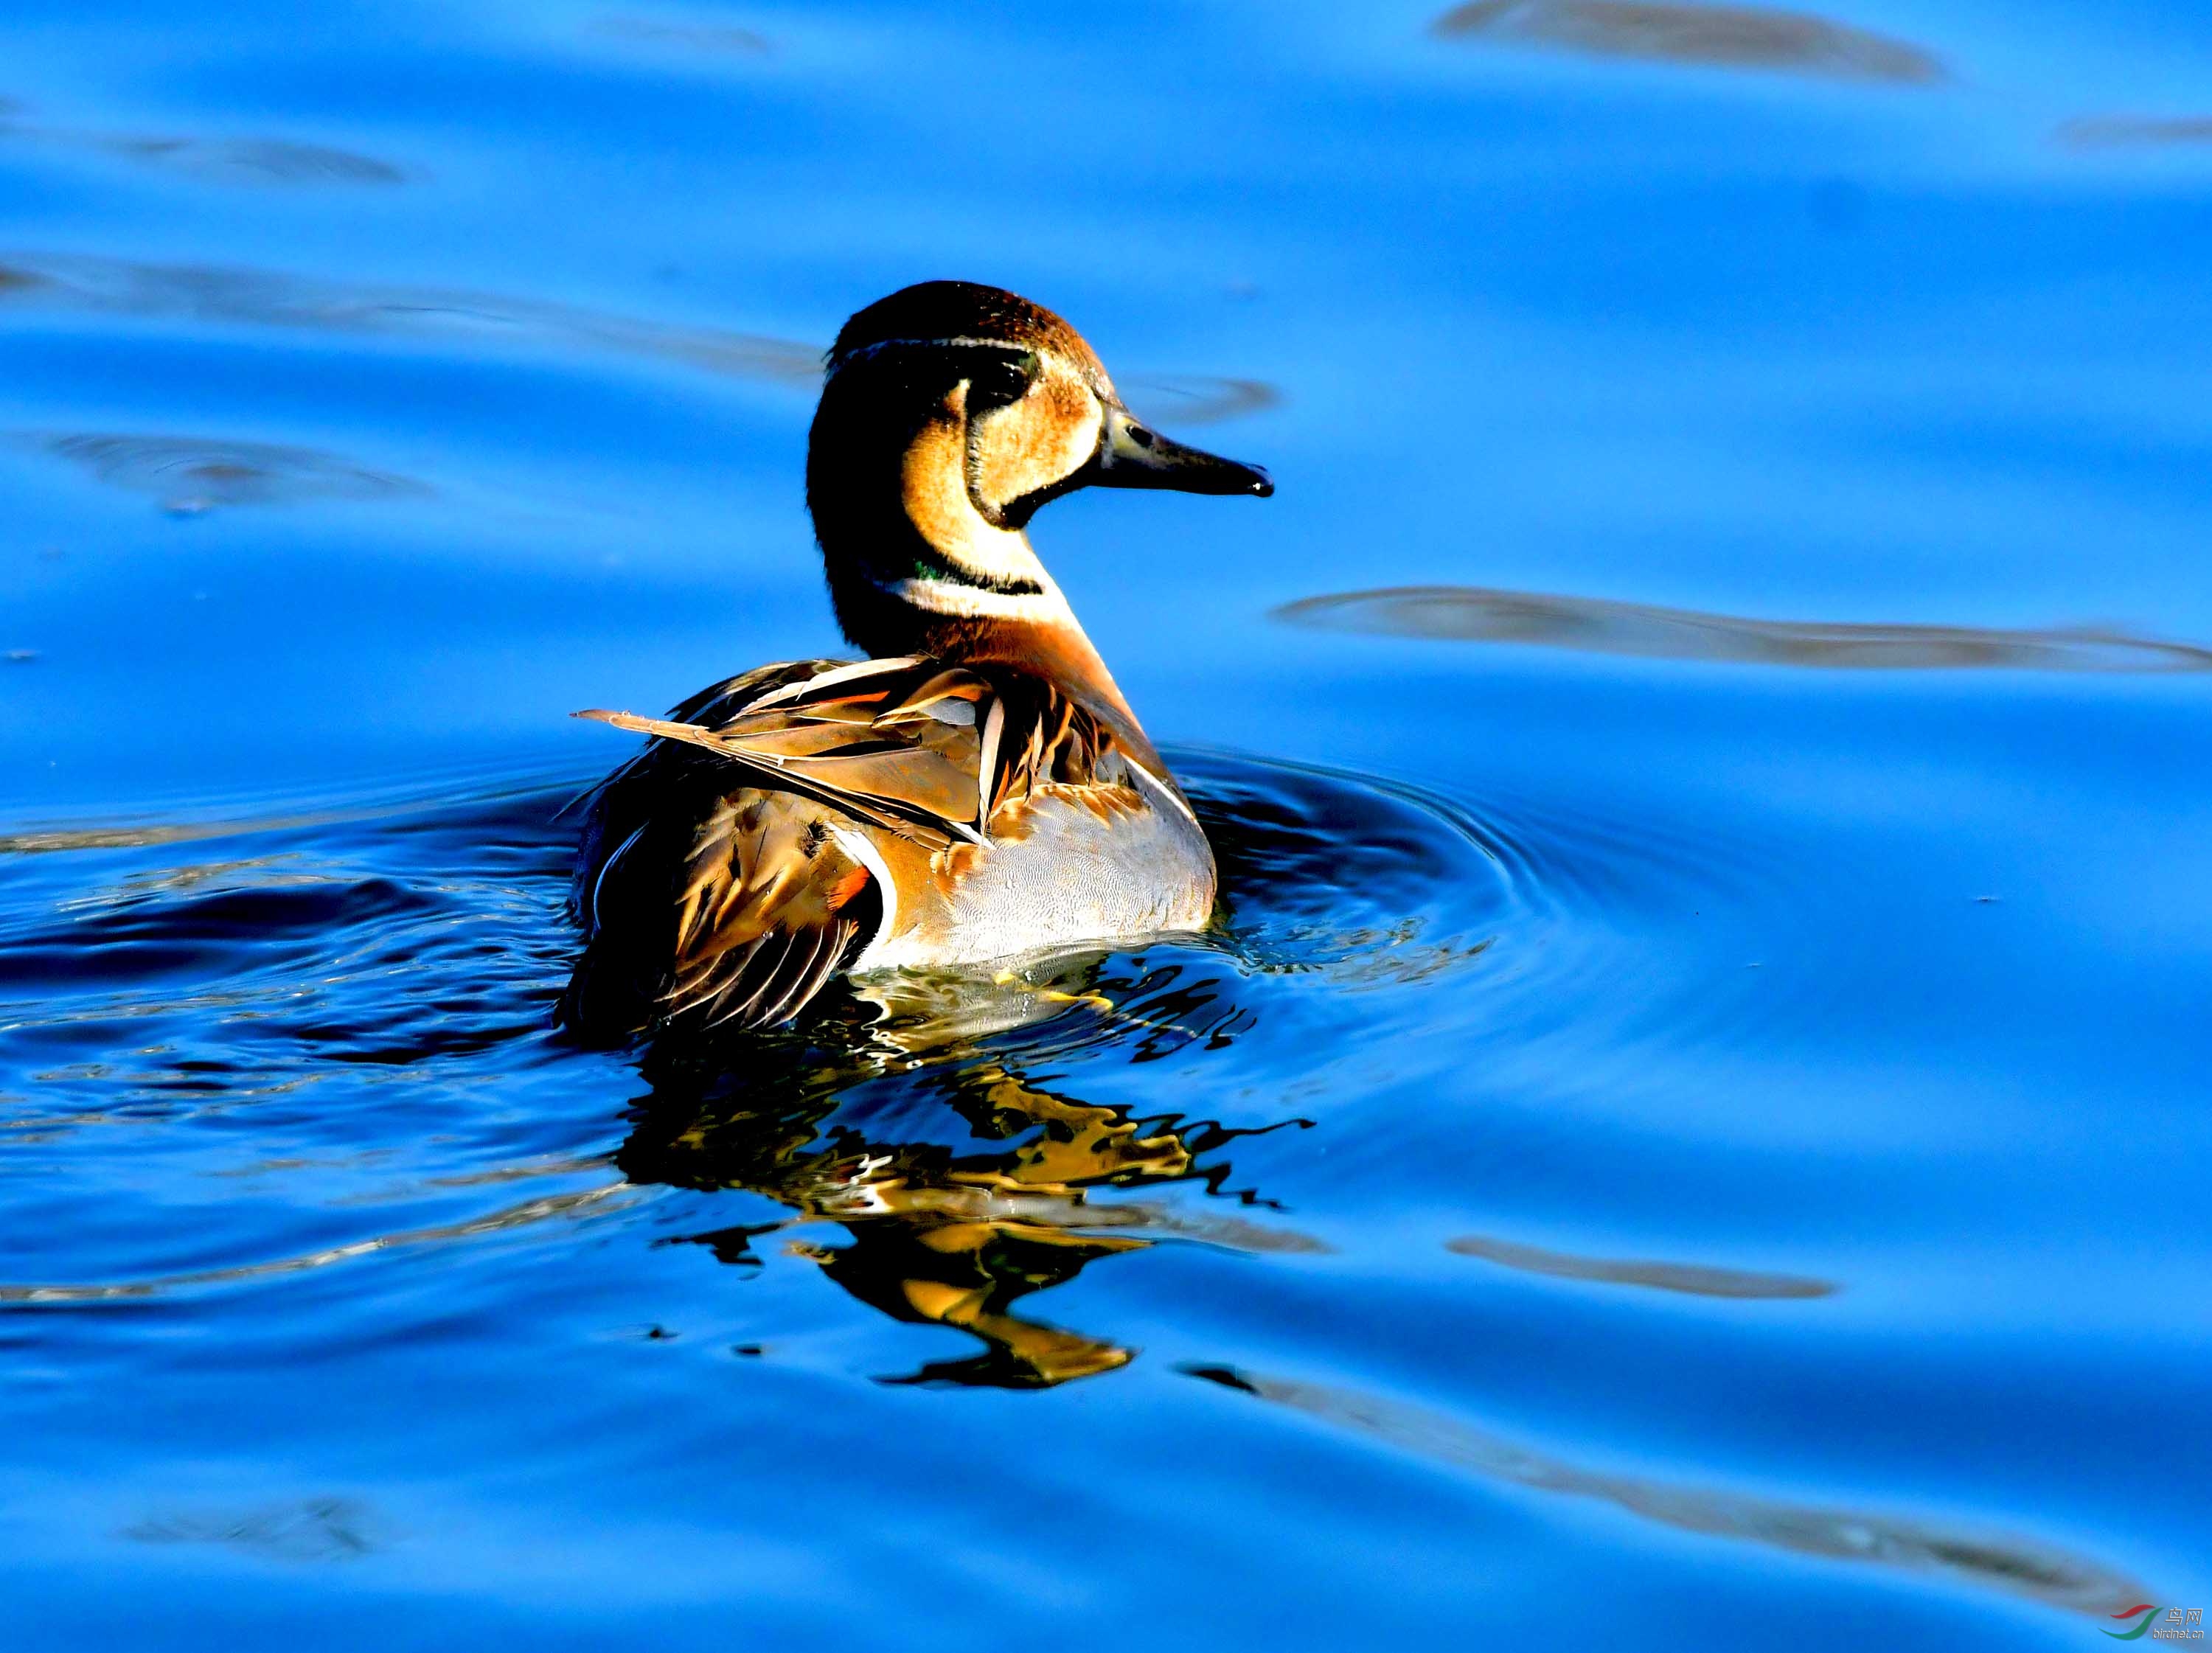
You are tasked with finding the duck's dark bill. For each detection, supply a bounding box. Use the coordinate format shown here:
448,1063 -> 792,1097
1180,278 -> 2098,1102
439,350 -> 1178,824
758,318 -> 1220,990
1093,405 -> 1274,496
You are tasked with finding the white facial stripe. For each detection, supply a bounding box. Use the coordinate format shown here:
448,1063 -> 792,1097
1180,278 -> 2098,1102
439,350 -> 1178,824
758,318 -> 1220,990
830,335 -> 1040,375
872,575 -> 1076,624
931,519 -> 1040,585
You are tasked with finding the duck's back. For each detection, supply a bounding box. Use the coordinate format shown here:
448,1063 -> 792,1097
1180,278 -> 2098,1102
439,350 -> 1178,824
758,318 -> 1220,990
564,655 -> 1214,1037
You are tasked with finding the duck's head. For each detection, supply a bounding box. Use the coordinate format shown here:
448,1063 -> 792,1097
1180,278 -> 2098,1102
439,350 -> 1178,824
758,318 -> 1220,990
807,280 -> 1271,653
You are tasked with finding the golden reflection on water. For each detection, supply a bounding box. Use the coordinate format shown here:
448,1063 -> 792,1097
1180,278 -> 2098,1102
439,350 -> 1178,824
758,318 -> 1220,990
1188,1366 -> 2152,1618
1276,585 -> 2212,672
1431,0 -> 1945,84
0,960 -> 1301,1387
0,770 -> 1465,1376
621,961 -> 1316,1388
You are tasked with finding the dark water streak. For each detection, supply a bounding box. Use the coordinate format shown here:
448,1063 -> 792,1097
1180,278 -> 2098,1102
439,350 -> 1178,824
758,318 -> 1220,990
122,1496 -> 383,1563
2055,114 -> 2212,147
1447,1233 -> 1836,1298
0,112 -> 406,187
21,431 -> 428,511
0,250 -> 827,387
0,253 -> 1283,433
588,15 -> 773,56
1277,585 -> 2212,671
1188,1367 -> 2150,1617
1431,0 -> 1946,83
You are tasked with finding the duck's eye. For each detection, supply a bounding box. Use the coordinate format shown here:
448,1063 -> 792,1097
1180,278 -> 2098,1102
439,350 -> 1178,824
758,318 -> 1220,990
965,351 -> 1036,412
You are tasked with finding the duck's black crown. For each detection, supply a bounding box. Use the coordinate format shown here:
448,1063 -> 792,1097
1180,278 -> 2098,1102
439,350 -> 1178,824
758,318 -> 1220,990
829,280 -> 1105,379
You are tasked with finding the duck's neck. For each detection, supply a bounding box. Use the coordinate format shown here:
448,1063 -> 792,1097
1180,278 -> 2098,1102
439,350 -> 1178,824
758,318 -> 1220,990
810,396 -> 1163,769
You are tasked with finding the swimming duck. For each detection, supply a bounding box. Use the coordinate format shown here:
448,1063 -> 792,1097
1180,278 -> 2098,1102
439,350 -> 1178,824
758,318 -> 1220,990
565,281 -> 1272,1035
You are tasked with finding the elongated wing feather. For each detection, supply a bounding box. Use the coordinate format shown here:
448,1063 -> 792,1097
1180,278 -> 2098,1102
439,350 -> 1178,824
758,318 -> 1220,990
576,655 -> 1126,851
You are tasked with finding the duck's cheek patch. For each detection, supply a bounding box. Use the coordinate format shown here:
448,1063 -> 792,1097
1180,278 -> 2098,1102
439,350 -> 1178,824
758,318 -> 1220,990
905,411 -> 987,549
973,383 -> 1100,509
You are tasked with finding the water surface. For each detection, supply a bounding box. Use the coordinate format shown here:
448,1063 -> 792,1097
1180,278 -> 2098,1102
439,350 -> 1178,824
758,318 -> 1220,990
4,2 -> 2211,1648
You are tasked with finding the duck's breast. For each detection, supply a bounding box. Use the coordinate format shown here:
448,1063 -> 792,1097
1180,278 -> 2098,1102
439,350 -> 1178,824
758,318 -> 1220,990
857,787 -> 1216,972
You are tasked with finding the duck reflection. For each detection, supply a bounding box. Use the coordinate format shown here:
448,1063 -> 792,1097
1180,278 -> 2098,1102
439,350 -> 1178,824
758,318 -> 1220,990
612,955 -> 1315,1388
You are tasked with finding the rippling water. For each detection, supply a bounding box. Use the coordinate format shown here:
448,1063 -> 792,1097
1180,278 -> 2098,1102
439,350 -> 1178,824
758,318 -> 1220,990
5,2 -> 2211,1648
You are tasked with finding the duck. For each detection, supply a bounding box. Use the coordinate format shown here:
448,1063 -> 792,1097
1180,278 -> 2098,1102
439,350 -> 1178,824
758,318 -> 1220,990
564,280 -> 1273,1036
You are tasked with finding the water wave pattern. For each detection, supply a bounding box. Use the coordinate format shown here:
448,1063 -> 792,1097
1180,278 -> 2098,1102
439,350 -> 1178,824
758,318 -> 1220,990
0,251 -> 1283,431
20,430 -> 428,512
0,108 -> 407,187
588,15 -> 775,57
2054,114 -> 2212,147
0,750 -> 1785,1401
9,751 -> 2050,1605
4,1 -> 2208,1644
0,249 -> 827,386
1186,1367 -> 2149,1618
0,759 -> 1539,1322
1430,0 -> 1947,83
1276,585 -> 2212,672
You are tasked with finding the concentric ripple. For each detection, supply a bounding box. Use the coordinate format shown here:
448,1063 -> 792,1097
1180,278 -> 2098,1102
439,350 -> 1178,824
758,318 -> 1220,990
0,752 -> 2144,1621
0,752 -> 1674,1306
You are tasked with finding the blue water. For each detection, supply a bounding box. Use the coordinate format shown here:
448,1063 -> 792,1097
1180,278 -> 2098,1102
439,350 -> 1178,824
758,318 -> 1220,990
5,2 -> 2211,1646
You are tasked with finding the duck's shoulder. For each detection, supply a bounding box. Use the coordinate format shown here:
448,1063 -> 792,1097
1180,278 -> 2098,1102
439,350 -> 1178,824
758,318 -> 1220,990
664,658 -> 854,728
578,653 -> 1161,852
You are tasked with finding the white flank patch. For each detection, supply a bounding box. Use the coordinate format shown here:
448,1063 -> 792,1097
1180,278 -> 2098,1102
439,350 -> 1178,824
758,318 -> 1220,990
828,824 -> 899,964
876,576 -> 1077,624
1121,753 -> 1203,830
